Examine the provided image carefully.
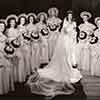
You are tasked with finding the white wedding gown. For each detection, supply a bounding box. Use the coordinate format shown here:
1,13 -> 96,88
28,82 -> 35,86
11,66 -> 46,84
26,19 -> 82,98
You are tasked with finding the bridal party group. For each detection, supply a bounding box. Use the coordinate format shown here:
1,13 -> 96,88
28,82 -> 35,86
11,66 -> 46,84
0,7 -> 100,95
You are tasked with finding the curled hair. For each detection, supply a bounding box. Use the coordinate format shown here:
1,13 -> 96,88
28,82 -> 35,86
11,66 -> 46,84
0,21 -> 6,33
37,14 -> 47,24
18,16 -> 27,25
66,10 -> 75,22
27,15 -> 36,24
6,17 -> 17,28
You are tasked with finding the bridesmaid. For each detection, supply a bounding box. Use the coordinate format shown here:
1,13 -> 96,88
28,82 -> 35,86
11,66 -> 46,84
47,7 -> 62,60
26,13 -> 37,74
0,19 -> 13,94
30,18 -> 41,71
90,17 -> 100,76
5,14 -> 21,89
17,13 -> 28,81
78,11 -> 96,73
36,12 -> 49,65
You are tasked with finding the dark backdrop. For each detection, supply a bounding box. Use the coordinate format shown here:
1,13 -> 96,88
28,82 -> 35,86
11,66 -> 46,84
0,0 -> 72,19
72,0 -> 100,24
0,0 -> 100,21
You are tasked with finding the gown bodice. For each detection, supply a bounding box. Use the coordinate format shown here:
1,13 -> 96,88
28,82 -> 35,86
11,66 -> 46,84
47,17 -> 62,32
94,29 -> 100,44
36,22 -> 49,37
26,23 -> 37,34
79,22 -> 96,36
6,28 -> 19,40
0,33 -> 7,52
62,19 -> 77,44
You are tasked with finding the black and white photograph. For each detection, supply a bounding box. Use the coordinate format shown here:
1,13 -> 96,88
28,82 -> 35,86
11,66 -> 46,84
0,0 -> 100,100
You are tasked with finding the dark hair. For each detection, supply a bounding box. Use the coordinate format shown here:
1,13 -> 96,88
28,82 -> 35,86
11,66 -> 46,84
6,17 -> 17,28
0,21 -> 6,33
37,14 -> 47,24
66,11 -> 75,22
27,15 -> 36,24
18,16 -> 27,26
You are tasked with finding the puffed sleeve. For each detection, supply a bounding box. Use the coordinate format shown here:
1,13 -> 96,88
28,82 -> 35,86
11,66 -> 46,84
78,24 -> 83,31
46,18 -> 50,26
91,24 -> 96,30
57,18 -> 62,25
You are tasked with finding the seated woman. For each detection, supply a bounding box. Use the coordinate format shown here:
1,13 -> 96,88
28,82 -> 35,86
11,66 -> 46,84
26,10 -> 82,100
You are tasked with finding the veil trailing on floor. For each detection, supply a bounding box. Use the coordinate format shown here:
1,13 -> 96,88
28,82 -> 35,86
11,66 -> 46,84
26,20 -> 82,99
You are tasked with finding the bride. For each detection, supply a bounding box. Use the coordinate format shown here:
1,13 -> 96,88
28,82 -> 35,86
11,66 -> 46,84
26,10 -> 82,99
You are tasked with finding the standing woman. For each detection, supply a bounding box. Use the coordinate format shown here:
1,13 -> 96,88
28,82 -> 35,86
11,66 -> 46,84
0,19 -> 13,94
6,15 -> 24,83
26,10 -> 82,100
29,14 -> 41,71
4,15 -> 19,91
47,7 -> 62,60
36,12 -> 49,65
17,14 -> 29,81
78,11 -> 96,73
61,10 -> 79,66
26,13 -> 37,73
90,17 -> 100,76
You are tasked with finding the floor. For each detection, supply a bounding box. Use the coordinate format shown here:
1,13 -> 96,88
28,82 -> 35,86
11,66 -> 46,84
1,69 -> 100,100
0,78 -> 87,100
81,71 -> 100,100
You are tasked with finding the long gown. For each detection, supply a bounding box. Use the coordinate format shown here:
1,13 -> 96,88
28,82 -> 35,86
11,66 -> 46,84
47,17 -> 62,60
78,22 -> 96,73
28,23 -> 41,71
90,28 -> 100,76
26,23 -> 38,73
7,27 -> 25,83
36,22 -> 49,64
0,33 -> 14,94
18,25 -> 32,77
26,20 -> 82,99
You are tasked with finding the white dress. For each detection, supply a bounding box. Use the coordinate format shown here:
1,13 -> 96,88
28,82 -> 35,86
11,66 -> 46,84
7,27 -> 25,83
6,28 -> 20,82
18,25 -> 31,76
90,29 -> 100,76
26,19 -> 82,98
36,22 -> 49,64
26,23 -> 40,72
78,22 -> 96,72
0,33 -> 14,94
47,17 -> 62,60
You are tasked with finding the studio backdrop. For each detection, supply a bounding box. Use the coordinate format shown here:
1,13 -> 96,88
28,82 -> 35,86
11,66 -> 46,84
0,0 -> 100,20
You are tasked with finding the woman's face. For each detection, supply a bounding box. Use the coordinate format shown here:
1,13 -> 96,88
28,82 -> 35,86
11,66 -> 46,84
68,14 -> 73,20
29,16 -> 34,23
50,10 -> 56,17
10,19 -> 16,28
40,15 -> 45,22
0,23 -> 5,32
68,13 -> 72,20
20,17 -> 25,25
97,20 -> 100,28
83,15 -> 88,22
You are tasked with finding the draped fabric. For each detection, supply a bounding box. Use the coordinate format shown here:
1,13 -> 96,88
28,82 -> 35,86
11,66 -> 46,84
26,23 -> 82,98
